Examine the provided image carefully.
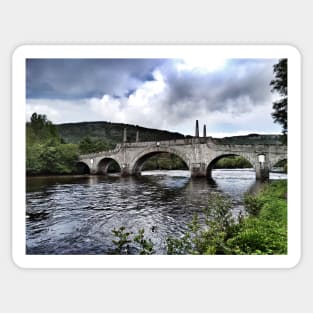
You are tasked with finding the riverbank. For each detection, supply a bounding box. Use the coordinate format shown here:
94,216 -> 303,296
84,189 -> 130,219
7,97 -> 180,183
165,179 -> 287,255
227,180 -> 287,254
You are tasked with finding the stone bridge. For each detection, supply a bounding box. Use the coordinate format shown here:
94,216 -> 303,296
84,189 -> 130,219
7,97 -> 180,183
78,127 -> 287,180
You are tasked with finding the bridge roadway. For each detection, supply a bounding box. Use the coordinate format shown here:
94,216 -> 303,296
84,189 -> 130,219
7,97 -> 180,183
78,137 -> 287,180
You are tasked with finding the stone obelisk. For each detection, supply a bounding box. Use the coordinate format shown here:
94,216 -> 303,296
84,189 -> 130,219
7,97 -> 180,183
123,128 -> 127,143
195,120 -> 199,138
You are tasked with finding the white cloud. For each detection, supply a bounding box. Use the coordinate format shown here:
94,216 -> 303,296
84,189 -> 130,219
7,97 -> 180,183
176,58 -> 227,73
89,70 -> 169,129
26,99 -> 100,124
25,59 -> 281,136
26,102 -> 60,121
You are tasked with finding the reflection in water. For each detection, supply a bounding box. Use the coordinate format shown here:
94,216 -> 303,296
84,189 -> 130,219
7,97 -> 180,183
26,169 -> 287,255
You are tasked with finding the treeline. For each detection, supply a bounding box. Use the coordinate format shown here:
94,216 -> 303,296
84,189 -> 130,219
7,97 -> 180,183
214,156 -> 252,169
142,153 -> 188,171
141,154 -> 254,171
78,136 -> 114,154
56,121 -> 185,145
26,113 -> 79,175
111,180 -> 287,255
26,113 -> 114,176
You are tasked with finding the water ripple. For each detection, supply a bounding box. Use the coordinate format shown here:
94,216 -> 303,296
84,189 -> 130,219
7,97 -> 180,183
26,169 -> 286,254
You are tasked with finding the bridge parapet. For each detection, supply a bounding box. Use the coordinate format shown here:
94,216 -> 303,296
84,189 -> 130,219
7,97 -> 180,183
77,136 -> 287,181
123,137 -> 213,147
213,143 -> 287,153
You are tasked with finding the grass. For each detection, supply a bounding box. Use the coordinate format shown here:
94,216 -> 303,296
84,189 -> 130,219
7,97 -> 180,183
227,180 -> 287,254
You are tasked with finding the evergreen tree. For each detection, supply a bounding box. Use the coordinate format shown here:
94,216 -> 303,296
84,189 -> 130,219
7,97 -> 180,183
270,59 -> 287,139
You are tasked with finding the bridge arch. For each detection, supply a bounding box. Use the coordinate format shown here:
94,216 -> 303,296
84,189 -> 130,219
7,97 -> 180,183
270,156 -> 287,170
207,153 -> 255,178
271,157 -> 287,173
76,161 -> 91,174
130,147 -> 190,176
97,157 -> 122,175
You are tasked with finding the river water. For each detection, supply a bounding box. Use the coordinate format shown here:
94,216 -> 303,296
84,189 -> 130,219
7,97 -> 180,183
26,169 -> 287,255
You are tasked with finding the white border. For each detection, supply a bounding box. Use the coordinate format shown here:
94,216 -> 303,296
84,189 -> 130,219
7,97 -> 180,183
12,45 -> 301,268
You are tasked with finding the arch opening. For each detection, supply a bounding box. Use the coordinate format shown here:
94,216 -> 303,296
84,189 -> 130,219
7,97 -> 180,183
271,158 -> 287,173
97,158 -> 121,175
207,154 -> 253,178
133,151 -> 189,176
76,161 -> 90,175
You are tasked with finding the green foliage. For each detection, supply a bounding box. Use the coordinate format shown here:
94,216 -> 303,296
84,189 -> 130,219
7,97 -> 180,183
227,181 -> 287,254
270,59 -> 287,140
205,193 -> 235,232
56,121 -> 185,145
142,153 -> 188,171
166,215 -> 197,255
167,193 -> 235,255
26,143 -> 45,175
273,159 -> 287,173
214,156 -> 252,169
29,113 -> 59,142
213,134 -> 283,145
111,226 -> 133,254
79,136 -> 114,154
243,193 -> 263,216
227,218 -> 287,255
26,113 -> 79,175
133,229 -> 154,255
167,181 -> 287,255
166,233 -> 193,255
39,143 -> 79,174
110,181 -> 287,255
111,227 -> 155,255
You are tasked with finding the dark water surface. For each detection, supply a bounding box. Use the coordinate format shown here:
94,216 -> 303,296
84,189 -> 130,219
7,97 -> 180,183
26,169 -> 287,254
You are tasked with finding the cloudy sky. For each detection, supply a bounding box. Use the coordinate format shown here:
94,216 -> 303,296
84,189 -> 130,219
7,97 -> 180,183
26,58 -> 281,137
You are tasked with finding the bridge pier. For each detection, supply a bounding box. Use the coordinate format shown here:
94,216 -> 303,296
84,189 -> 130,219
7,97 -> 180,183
120,163 -> 131,177
255,154 -> 270,181
90,168 -> 97,175
190,163 -> 207,178
255,163 -> 270,181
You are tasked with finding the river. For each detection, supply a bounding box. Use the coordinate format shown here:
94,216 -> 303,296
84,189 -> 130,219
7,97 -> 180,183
26,169 -> 287,255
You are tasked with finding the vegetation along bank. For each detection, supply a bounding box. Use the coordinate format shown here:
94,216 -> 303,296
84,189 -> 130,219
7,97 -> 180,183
111,180 -> 287,255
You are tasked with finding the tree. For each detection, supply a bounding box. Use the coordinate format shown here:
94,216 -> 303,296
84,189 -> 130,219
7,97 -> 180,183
79,136 -> 113,154
26,112 -> 79,175
29,112 -> 59,142
270,59 -> 288,139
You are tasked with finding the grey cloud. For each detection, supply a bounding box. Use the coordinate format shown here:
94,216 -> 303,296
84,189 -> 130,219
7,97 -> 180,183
26,58 -> 279,134
159,59 -> 277,119
26,59 -> 167,100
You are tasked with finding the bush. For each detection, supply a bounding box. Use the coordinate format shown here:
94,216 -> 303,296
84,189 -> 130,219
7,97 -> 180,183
227,181 -> 287,255
227,218 -> 287,255
244,193 -> 263,216
166,181 -> 286,255
111,227 -> 155,255
167,193 -> 235,255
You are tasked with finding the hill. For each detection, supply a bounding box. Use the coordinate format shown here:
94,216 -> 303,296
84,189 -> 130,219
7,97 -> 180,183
212,133 -> 283,145
56,121 -> 186,146
56,121 -> 283,146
